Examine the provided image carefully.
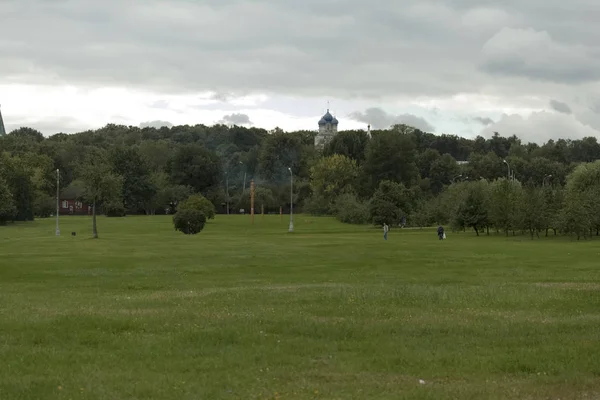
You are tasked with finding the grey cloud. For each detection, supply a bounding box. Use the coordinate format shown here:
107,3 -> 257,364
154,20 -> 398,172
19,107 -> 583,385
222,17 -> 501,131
479,27 -> 600,84
349,108 -> 435,132
140,120 -> 173,128
473,116 -> 494,125
1,0 -> 599,144
549,99 -> 572,114
0,1 -> 504,98
482,111 -> 600,144
219,113 -> 252,125
210,92 -> 232,102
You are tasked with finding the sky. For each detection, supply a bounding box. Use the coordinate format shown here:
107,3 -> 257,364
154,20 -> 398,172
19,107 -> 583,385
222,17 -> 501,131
1,0 -> 600,144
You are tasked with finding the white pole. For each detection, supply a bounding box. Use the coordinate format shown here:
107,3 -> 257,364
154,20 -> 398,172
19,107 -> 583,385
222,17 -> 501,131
288,167 -> 293,232
503,159 -> 510,180
226,171 -> 229,215
55,168 -> 60,236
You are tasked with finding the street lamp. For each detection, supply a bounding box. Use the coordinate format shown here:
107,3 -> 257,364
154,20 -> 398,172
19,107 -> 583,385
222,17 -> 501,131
225,171 -> 229,215
543,174 -> 553,187
503,159 -> 511,180
288,167 -> 293,232
55,169 -> 60,236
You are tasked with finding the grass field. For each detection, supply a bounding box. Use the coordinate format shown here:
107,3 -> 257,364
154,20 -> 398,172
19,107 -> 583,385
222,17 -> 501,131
1,215 -> 600,399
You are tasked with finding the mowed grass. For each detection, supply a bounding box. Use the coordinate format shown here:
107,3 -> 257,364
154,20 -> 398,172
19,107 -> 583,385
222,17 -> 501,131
1,215 -> 600,400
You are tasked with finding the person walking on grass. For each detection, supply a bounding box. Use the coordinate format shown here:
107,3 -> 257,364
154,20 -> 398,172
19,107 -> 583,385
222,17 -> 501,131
383,222 -> 389,240
437,225 -> 445,240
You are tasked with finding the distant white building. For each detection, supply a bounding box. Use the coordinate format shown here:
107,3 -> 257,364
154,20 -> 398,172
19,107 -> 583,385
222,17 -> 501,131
314,109 -> 339,149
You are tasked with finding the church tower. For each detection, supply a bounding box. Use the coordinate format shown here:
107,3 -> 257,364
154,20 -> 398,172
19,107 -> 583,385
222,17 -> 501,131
314,107 -> 338,149
0,105 -> 5,136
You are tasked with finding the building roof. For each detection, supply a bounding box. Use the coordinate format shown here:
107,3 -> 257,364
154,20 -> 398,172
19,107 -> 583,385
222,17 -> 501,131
0,105 -> 5,136
318,109 -> 339,126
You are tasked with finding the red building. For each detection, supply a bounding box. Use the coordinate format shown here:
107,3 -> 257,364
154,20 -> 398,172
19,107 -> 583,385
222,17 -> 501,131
59,182 -> 92,215
59,198 -> 92,215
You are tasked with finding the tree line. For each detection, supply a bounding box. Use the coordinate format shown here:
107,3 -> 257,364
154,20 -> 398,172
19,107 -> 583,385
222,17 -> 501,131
1,122 -> 600,238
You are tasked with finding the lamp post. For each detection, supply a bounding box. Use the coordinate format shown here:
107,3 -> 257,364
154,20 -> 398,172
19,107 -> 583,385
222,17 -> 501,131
55,169 -> 60,236
503,159 -> 511,180
288,167 -> 293,232
225,171 -> 229,215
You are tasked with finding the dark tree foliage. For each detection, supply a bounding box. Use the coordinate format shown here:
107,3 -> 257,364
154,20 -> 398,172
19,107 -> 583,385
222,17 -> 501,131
2,118 -> 600,238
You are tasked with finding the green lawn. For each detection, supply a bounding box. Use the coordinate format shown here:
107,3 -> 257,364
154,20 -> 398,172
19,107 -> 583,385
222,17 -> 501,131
1,215 -> 600,399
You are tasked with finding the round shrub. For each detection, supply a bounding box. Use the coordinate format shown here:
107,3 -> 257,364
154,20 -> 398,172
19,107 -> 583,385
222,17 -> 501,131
178,194 -> 216,219
173,208 -> 206,235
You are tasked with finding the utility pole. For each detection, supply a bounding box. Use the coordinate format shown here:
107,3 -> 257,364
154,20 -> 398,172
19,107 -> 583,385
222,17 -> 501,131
55,169 -> 60,236
288,167 -> 294,232
225,171 -> 229,215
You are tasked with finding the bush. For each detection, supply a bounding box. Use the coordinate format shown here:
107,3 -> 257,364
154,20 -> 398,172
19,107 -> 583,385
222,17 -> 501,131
334,193 -> 370,224
304,194 -> 333,216
104,201 -> 127,217
34,194 -> 55,218
173,208 -> 206,235
179,194 -> 216,219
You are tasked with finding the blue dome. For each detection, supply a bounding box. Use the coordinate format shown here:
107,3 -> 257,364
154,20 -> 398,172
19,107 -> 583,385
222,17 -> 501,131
318,109 -> 338,125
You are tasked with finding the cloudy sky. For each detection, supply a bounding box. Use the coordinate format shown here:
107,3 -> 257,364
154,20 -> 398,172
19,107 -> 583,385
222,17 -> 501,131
1,0 -> 600,143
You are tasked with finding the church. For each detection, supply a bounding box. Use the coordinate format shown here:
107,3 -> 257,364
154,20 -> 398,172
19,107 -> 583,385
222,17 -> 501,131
0,105 -> 6,136
314,108 -> 338,148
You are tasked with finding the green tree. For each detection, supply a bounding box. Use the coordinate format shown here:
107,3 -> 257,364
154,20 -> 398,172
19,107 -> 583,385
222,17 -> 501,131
111,147 -> 156,213
487,178 -> 522,235
258,132 -> 315,182
429,153 -> 460,194
454,180 -> 489,236
517,186 -> 546,238
0,153 -> 36,221
0,177 -> 16,224
167,144 -> 222,194
333,193 -> 369,224
323,130 -> 370,164
310,154 -> 359,199
370,180 -> 413,226
78,149 -> 123,238
363,130 -> 419,190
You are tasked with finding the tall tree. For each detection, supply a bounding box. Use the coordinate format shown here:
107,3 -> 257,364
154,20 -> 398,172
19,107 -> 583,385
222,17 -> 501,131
0,176 -> 16,224
167,144 -> 222,194
454,180 -> 489,236
363,130 -> 418,190
487,178 -> 522,235
111,146 -> 156,213
323,130 -> 370,164
310,154 -> 359,199
78,149 -> 123,238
